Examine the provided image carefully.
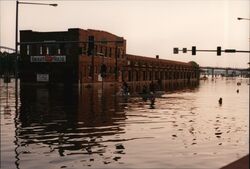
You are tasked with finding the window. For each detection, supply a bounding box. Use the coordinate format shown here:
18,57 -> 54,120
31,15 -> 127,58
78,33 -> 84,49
88,65 -> 91,77
120,49 -> 123,58
109,48 -> 112,57
149,72 -> 152,80
161,72 -> 164,79
143,71 -> 146,81
95,45 -> 98,55
46,47 -> 49,55
136,71 -> 139,81
40,46 -> 43,55
83,44 -> 87,53
155,72 -> 158,80
165,72 -> 168,79
100,46 -> 103,53
58,48 -> 61,55
60,44 -> 65,55
105,47 -> 108,57
120,49 -> 122,58
101,38 -> 107,44
27,45 -> 30,55
128,71 -> 132,81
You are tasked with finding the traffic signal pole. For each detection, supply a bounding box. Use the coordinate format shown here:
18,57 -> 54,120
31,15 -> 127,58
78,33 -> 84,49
173,46 -> 250,55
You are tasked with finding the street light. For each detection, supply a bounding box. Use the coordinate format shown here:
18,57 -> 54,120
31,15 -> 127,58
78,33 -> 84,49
18,2 -> 57,6
15,0 -> 58,107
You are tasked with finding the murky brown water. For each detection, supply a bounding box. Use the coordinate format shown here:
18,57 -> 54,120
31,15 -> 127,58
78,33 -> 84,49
0,77 -> 249,169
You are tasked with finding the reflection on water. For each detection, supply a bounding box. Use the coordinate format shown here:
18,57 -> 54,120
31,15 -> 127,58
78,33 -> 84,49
0,77 -> 249,169
17,85 -> 129,168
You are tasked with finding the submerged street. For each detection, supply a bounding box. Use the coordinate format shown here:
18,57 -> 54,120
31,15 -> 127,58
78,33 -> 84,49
0,77 -> 249,169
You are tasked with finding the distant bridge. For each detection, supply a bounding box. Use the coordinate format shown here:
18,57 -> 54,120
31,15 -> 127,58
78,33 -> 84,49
200,66 -> 249,77
200,66 -> 249,71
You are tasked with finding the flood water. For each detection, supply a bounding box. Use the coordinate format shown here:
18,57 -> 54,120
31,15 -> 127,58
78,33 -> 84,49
0,77 -> 249,169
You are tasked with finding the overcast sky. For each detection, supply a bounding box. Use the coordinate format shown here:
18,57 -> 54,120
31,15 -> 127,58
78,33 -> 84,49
0,0 -> 249,68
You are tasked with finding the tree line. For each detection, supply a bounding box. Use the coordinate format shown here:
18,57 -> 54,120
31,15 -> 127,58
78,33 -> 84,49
0,52 -> 16,77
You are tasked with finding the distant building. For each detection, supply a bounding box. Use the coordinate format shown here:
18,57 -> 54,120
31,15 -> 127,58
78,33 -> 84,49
19,28 -> 199,90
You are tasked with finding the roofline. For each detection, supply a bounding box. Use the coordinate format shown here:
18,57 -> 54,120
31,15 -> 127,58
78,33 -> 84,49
126,54 -> 192,66
20,28 -> 125,39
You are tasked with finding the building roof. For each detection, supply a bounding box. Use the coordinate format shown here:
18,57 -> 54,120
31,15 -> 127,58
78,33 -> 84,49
126,54 -> 193,66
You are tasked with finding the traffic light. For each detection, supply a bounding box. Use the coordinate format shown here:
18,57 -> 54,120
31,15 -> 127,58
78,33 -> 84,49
173,48 -> 179,54
87,36 -> 94,56
217,46 -> 221,56
191,46 -> 196,55
182,48 -> 187,53
225,49 -> 236,53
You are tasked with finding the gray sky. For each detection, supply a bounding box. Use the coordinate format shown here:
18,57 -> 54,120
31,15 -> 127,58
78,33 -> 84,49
0,0 -> 249,68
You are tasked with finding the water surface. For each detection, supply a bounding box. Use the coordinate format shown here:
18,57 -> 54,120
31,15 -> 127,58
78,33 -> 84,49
0,77 -> 249,169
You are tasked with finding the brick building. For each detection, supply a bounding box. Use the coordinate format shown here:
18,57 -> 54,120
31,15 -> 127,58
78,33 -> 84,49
20,28 -> 126,85
19,28 -> 199,90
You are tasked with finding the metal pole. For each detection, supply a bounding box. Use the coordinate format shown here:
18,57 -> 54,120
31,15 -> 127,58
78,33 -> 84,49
18,2 -> 57,6
15,0 -> 19,108
115,46 -> 118,82
92,49 -> 94,83
0,69 -> 1,169
249,18 -> 250,79
14,1 -> 58,108
102,53 -> 104,89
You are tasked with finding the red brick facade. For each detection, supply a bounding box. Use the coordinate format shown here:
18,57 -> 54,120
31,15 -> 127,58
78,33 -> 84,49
19,28 -> 199,89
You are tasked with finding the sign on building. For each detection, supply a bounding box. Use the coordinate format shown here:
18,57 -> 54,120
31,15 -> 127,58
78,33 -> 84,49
31,56 -> 66,63
37,74 -> 49,82
98,74 -> 102,81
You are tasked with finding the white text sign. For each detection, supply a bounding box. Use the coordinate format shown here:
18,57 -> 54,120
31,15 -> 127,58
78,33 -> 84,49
31,56 -> 66,63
